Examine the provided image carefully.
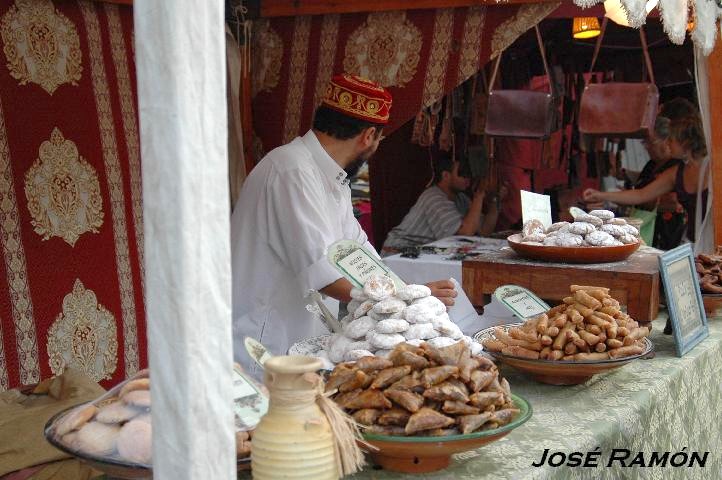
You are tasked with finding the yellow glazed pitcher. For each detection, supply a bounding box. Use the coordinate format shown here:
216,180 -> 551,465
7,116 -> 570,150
251,355 -> 338,479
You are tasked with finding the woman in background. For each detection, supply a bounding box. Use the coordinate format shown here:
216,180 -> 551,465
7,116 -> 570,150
583,99 -> 708,244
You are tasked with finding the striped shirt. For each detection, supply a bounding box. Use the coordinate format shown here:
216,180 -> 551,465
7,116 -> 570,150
383,186 -> 474,250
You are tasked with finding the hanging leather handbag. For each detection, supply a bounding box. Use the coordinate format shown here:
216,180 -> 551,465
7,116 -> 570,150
485,25 -> 559,140
579,18 -> 658,138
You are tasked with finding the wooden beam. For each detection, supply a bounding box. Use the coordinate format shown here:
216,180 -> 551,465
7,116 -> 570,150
708,41 -> 722,248
259,0 -> 558,17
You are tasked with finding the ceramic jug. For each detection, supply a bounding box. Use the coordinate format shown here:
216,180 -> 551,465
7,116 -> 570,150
251,355 -> 338,479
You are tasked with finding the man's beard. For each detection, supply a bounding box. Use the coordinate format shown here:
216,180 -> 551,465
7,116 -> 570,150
344,146 -> 374,179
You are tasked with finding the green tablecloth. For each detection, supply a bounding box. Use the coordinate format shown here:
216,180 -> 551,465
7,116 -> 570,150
351,314 -> 722,480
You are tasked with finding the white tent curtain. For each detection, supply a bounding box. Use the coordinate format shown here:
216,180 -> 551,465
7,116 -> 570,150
693,47 -> 715,255
134,1 -> 236,478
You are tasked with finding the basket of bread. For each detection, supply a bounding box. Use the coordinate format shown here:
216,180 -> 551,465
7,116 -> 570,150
327,339 -> 531,473
507,209 -> 641,263
476,285 -> 653,385
44,368 -> 259,478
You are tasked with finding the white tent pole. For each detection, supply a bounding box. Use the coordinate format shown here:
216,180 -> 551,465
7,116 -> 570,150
134,1 -> 235,479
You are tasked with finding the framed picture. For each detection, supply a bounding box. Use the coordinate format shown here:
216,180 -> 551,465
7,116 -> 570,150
659,244 -> 709,357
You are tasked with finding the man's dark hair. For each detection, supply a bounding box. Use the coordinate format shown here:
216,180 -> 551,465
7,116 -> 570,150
312,105 -> 382,140
660,98 -> 698,123
432,152 -> 455,185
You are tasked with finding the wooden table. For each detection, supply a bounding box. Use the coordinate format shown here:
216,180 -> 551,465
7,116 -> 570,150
462,247 -> 661,322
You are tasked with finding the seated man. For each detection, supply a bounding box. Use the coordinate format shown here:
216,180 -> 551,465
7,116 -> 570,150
382,155 -> 504,252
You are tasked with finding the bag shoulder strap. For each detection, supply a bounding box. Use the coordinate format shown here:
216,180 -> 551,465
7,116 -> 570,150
489,23 -> 554,95
589,17 -> 655,85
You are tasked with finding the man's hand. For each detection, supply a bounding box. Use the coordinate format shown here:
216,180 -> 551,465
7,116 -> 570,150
425,279 -> 457,307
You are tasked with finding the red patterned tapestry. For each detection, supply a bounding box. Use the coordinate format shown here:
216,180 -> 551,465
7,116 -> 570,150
0,0 -> 146,391
250,3 -> 560,157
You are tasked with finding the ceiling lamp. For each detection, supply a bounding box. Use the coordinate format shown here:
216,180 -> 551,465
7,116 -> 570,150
573,17 -> 602,39
604,0 -> 658,27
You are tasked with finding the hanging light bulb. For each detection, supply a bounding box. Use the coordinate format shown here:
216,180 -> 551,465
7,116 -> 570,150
573,17 -> 602,39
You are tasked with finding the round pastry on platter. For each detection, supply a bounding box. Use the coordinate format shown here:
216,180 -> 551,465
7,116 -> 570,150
575,213 -> 603,227
554,233 -> 585,247
585,230 -> 617,246
600,223 -> 627,238
522,219 -> 545,237
364,275 -> 396,301
522,232 -> 546,243
589,209 -> 615,220
546,221 -> 570,233
568,222 -> 597,235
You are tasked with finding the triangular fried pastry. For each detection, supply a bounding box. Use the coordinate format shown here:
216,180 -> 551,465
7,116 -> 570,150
442,400 -> 480,416
405,407 -> 455,435
355,356 -> 393,373
384,389 -> 424,413
352,409 -> 382,426
423,381 -> 469,403
419,365 -> 459,388
370,366 -> 411,389
458,412 -> 493,434
378,408 -> 411,426
341,389 -> 392,410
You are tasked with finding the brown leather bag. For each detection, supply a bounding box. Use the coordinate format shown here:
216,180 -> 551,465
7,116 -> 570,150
579,18 -> 658,138
485,25 -> 558,140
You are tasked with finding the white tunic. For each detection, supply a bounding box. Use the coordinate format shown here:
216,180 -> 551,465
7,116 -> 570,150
231,131 -> 374,373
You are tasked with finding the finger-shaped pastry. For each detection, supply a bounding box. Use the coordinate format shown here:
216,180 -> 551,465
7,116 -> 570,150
376,318 -> 410,334
548,350 -> 564,361
352,409 -> 382,426
623,326 -> 649,345
607,338 -> 624,349
396,284 -> 432,302
420,365 -> 459,388
571,285 -> 610,294
502,346 -> 540,359
373,298 -> 407,315
404,408 -> 455,435
354,356 -> 393,373
574,352 -> 609,361
55,404 -> 97,436
340,389 -> 392,410
481,338 -> 506,352
117,419 -> 152,464
96,401 -> 140,424
378,408 -> 411,427
384,389 -> 424,413
608,344 -> 644,358
458,412 -> 493,434
579,330 -> 601,346
371,366 -> 411,389
595,342 -> 607,353
363,275 -> 396,301
509,327 -> 539,344
574,290 -> 602,310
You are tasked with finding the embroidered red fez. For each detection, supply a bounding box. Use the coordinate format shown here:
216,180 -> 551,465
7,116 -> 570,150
322,74 -> 392,125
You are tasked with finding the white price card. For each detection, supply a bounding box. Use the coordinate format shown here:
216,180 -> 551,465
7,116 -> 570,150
327,240 -> 405,289
521,190 -> 552,230
493,285 -> 550,320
